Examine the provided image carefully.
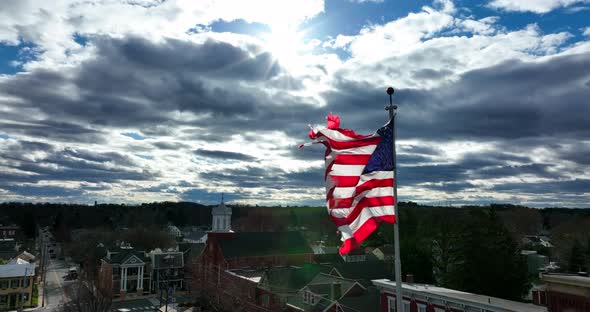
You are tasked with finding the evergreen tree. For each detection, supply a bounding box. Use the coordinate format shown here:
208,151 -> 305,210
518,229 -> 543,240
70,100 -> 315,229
445,208 -> 529,300
567,239 -> 586,273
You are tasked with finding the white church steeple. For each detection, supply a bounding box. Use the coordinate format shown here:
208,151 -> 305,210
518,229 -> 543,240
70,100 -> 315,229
211,193 -> 232,232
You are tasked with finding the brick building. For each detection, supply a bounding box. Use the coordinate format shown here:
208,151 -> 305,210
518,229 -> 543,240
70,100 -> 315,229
534,273 -> 590,312
98,245 -> 151,300
0,225 -> 19,240
191,199 -> 315,311
372,279 -> 547,312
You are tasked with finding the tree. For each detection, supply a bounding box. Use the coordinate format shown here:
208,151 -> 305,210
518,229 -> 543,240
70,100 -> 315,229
444,208 -> 529,301
567,239 -> 586,273
62,277 -> 112,312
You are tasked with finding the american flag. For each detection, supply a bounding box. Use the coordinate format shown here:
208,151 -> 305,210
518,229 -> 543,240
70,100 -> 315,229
304,113 -> 396,255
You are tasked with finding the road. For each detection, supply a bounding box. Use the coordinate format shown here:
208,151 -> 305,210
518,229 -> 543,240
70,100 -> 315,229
43,257 -> 74,310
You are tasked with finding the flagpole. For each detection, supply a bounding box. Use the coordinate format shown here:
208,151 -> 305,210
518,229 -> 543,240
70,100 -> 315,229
386,86 -> 403,312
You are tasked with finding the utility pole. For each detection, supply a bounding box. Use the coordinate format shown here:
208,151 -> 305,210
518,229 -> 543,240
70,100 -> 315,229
19,267 -> 28,311
386,86 -> 403,312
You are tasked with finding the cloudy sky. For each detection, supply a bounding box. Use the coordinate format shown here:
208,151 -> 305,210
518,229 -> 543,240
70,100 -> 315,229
0,0 -> 589,207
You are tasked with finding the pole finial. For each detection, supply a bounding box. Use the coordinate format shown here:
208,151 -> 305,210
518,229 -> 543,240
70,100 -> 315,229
386,87 -> 394,95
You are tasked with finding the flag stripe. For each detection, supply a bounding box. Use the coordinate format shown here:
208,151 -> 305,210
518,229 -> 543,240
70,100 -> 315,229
314,134 -> 381,150
329,181 -> 394,208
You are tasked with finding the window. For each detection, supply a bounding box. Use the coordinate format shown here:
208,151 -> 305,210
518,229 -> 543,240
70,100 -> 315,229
418,303 -> 427,312
310,294 -> 315,305
303,291 -> 309,303
0,280 -> 8,289
11,279 -> 21,288
387,296 -> 396,312
261,294 -> 270,307
0,295 -> 7,304
403,300 -> 411,312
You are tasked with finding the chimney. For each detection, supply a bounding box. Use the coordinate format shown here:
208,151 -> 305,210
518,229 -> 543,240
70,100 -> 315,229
405,274 -> 414,284
331,282 -> 342,300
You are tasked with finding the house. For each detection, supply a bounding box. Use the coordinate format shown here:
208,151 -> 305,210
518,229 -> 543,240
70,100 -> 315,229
150,250 -> 185,294
522,236 -> 553,248
167,225 -> 183,240
0,225 -> 19,240
371,245 -> 394,262
372,279 -> 547,312
521,250 -> 549,275
286,273 -> 380,312
0,262 -> 35,311
98,244 -> 151,300
536,273 -> 590,312
257,264 -> 328,311
181,227 -> 208,244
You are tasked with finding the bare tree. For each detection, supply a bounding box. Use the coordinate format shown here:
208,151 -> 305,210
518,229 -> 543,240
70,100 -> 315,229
60,276 -> 112,312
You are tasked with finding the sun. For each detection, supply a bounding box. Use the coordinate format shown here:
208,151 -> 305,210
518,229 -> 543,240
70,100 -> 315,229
262,24 -> 308,71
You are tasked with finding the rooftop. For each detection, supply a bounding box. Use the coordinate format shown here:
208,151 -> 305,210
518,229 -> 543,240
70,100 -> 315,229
226,268 -> 266,283
541,273 -> 590,287
372,279 -> 546,312
217,231 -> 313,258
0,263 -> 35,278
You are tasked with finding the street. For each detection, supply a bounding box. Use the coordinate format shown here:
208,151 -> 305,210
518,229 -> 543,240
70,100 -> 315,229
41,257 -> 75,311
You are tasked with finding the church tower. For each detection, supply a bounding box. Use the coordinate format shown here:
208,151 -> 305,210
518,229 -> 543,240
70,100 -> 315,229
211,193 -> 232,232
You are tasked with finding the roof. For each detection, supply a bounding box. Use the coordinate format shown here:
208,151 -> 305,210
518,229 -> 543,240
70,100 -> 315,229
226,268 -> 266,283
153,252 -> 184,269
308,273 -> 363,296
541,273 -> 590,287
287,290 -> 334,312
17,251 -> 36,262
217,232 -> 312,258
105,247 -> 149,265
337,287 -> 381,312
287,273 -> 366,312
8,258 -> 29,265
0,263 -> 35,278
324,261 -> 393,287
212,201 -> 232,215
372,279 -> 547,312
314,253 -> 344,264
259,263 -> 326,294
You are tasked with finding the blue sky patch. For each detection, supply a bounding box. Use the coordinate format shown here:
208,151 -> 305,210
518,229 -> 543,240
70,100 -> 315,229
121,132 -> 146,140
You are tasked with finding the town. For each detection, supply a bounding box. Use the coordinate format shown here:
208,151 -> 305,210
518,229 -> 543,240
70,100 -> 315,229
1,201 -> 589,312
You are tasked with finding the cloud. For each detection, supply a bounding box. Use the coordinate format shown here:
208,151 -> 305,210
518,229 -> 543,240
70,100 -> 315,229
487,0 -> 588,13
194,149 -> 256,161
0,0 -> 588,206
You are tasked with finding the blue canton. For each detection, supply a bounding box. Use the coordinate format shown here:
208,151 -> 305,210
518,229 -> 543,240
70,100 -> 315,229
362,121 -> 394,174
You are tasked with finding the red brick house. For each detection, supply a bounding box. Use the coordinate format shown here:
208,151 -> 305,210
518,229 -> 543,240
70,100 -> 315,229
372,279 -> 547,312
536,273 -> 590,312
192,230 -> 314,311
97,245 -> 151,300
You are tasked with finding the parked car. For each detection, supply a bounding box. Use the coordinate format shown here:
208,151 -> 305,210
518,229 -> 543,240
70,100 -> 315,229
64,268 -> 78,280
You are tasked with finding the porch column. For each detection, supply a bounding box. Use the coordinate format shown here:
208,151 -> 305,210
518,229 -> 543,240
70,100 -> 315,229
138,266 -> 144,290
121,267 -> 127,291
